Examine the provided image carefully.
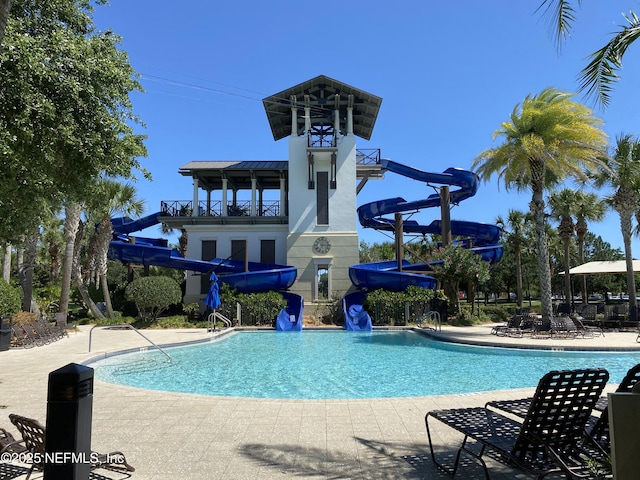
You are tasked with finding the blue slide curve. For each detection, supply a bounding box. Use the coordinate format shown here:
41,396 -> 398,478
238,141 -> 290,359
107,213 -> 303,330
345,159 -> 503,329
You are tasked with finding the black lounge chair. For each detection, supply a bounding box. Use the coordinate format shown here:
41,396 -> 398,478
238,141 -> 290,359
9,414 -> 135,480
530,317 -> 553,338
425,368 -> 609,479
550,316 -> 579,338
0,427 -> 27,455
487,363 -> 640,456
491,315 -> 522,336
555,302 -> 572,316
491,314 -> 535,337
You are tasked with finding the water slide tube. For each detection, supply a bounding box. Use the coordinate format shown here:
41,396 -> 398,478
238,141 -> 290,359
275,291 -> 304,331
342,291 -> 372,331
346,159 -> 503,325
107,213 -> 303,330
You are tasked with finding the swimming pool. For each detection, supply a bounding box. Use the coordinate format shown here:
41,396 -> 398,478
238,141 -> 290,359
90,330 -> 640,399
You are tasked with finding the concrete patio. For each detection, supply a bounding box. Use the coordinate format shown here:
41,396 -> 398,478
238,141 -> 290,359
1,323 -> 638,479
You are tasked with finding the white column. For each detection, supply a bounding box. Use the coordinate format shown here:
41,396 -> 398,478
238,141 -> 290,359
334,109 -> 340,136
291,107 -> 297,136
250,176 -> 257,216
221,177 -> 228,217
279,176 -> 286,217
347,107 -> 354,136
192,178 -> 199,216
304,106 -> 311,133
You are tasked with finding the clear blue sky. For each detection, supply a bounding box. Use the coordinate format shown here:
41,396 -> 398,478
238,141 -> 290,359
93,1 -> 640,254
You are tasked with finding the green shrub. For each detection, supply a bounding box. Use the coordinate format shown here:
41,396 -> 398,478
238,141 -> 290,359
363,287 -> 448,326
236,290 -> 287,326
0,279 -> 21,316
183,302 -> 200,319
124,276 -> 182,321
215,285 -> 287,326
135,315 -> 208,329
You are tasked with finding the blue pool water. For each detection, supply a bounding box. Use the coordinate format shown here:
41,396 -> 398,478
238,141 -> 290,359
91,330 -> 640,399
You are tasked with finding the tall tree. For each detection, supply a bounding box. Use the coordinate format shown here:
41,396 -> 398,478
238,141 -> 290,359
40,212 -> 64,282
589,133 -> 640,322
59,202 -> 82,320
548,189 -> 579,305
86,180 -> 144,318
1,0 -> 148,319
2,243 -> 11,281
0,0 -> 11,46
537,1 -> 640,108
473,88 -> 608,321
0,0 -> 148,243
495,210 -> 529,308
574,191 -> 605,300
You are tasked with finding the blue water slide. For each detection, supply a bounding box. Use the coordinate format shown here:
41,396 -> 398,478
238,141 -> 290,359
343,291 -> 372,330
107,213 -> 298,294
275,291 -> 304,331
350,159 -> 503,294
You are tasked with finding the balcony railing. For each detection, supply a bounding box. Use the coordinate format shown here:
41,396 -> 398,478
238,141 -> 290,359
356,149 -> 381,165
160,200 -> 281,217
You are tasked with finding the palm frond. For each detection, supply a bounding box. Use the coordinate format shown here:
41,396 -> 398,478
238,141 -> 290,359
578,11 -> 640,108
536,0 -> 580,51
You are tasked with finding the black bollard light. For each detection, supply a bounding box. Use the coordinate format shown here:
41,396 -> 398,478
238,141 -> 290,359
44,363 -> 94,479
0,316 -> 11,352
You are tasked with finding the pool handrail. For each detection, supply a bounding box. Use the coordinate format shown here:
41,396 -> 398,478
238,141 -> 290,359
417,311 -> 441,331
208,311 -> 232,332
88,324 -> 172,361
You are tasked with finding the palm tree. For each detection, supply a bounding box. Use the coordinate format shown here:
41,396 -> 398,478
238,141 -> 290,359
58,201 -> 83,321
574,191 -> 605,300
40,211 -> 65,282
495,210 -> 529,308
87,180 -> 144,318
537,1 -> 640,108
548,189 -> 579,305
590,133 -> 640,322
2,243 -> 11,281
473,88 -> 608,321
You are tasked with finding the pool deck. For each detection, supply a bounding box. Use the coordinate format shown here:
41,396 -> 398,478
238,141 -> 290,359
1,323 -> 638,479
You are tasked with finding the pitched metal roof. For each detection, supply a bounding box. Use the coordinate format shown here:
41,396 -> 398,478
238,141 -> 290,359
179,160 -> 288,191
262,75 -> 382,142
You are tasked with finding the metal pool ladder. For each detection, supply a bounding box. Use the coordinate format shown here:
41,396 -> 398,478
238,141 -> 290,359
417,311 -> 441,332
88,324 -> 171,361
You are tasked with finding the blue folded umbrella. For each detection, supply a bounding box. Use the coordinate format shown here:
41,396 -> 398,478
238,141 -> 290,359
205,272 -> 221,309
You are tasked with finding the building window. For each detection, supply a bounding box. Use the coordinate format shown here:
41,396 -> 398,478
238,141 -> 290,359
316,264 -> 330,301
231,239 -> 247,263
261,239 -> 276,264
316,171 -> 329,225
200,240 -> 217,294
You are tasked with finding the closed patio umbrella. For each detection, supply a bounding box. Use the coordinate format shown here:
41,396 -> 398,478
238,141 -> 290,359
205,272 -> 221,309
205,272 -> 221,331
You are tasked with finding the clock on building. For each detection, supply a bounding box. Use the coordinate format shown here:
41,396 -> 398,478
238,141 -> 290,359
312,236 -> 331,254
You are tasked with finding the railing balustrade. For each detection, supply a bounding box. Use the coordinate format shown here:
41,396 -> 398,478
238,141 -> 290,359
161,200 -> 281,218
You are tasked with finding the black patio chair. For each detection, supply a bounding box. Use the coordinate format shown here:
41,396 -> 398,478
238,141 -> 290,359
487,363 -> 640,456
425,368 -> 609,479
9,414 -> 135,480
550,316 -> 578,338
530,317 -> 552,338
491,314 -> 526,337
555,302 -> 572,316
